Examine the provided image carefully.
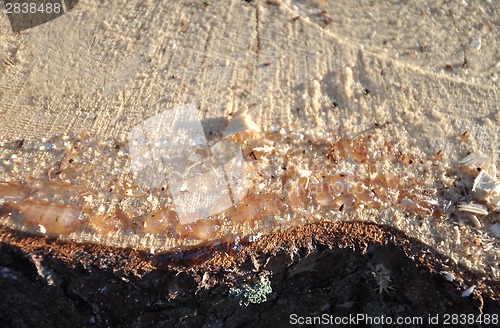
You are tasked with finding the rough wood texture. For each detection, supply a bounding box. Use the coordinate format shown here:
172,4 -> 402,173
0,1 -> 498,326
0,1 -> 497,148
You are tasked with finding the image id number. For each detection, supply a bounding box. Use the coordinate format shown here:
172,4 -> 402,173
5,2 -> 62,14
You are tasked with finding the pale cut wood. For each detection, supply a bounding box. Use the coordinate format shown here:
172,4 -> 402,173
0,0 -> 498,276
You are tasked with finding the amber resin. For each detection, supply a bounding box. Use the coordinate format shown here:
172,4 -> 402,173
0,122 -> 498,272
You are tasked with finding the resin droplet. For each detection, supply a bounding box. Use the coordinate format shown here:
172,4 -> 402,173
142,208 -> 178,235
0,182 -> 30,203
17,201 -> 83,236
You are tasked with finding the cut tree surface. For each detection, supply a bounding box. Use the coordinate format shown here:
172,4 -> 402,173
0,0 -> 498,306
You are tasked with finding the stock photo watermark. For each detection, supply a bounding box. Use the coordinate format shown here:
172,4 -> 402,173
2,0 -> 78,32
289,313 -> 499,326
128,103 -> 248,225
